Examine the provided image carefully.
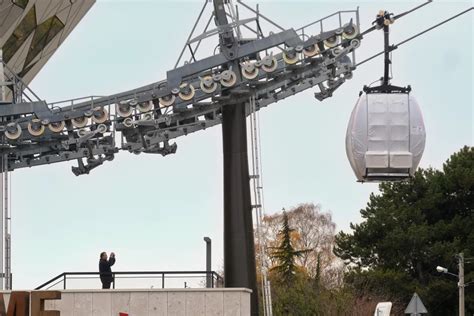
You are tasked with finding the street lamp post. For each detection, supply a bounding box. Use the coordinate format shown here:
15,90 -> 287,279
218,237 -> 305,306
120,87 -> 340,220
436,252 -> 465,316
458,253 -> 465,316
204,237 -> 212,288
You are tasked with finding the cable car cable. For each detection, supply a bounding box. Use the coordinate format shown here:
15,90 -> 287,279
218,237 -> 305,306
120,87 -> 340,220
393,0 -> 433,20
356,7 -> 473,67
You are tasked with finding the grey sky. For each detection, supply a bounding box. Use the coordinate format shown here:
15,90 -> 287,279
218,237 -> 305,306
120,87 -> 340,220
11,0 -> 473,289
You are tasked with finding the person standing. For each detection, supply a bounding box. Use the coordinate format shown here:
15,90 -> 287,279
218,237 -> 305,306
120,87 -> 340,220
99,251 -> 116,289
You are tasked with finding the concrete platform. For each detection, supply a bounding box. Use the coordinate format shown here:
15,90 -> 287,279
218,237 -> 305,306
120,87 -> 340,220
0,288 -> 251,316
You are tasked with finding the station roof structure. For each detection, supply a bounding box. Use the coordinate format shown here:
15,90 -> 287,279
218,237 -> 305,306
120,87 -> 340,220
0,0 -> 95,86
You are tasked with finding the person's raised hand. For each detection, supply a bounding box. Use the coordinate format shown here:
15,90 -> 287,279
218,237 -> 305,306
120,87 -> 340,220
110,252 -> 115,257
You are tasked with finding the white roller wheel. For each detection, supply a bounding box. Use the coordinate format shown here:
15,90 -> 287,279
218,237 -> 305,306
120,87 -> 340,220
342,23 -> 359,40
72,116 -> 88,128
48,121 -> 65,133
116,102 -> 133,117
261,57 -> 278,73
137,101 -> 153,113
141,113 -> 153,121
200,76 -> 218,93
97,124 -> 107,133
283,52 -> 298,65
123,118 -> 134,127
324,35 -> 340,48
27,119 -> 45,136
5,123 -> 22,140
350,39 -> 361,49
77,128 -> 88,137
178,83 -> 195,101
220,70 -> 237,87
331,47 -> 343,57
241,63 -> 259,80
303,44 -> 319,57
159,95 -> 176,107
92,107 -> 108,124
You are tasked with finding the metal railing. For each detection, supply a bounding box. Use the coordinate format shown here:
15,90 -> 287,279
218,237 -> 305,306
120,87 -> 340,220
35,271 -> 223,290
47,95 -> 104,111
295,8 -> 360,68
1,59 -> 41,103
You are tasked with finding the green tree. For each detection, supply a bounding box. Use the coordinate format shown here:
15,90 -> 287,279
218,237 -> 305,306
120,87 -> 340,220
259,206 -> 353,315
334,146 -> 474,315
270,211 -> 310,283
261,206 -> 376,315
261,203 -> 340,285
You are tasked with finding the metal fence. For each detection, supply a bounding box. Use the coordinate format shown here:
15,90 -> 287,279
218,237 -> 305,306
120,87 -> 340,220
35,271 -> 223,290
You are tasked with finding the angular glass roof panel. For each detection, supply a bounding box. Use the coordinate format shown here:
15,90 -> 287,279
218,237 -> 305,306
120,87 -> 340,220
24,15 -> 64,67
3,5 -> 36,63
13,0 -> 29,10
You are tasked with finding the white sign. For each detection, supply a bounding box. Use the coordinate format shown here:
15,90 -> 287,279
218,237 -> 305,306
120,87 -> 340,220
405,292 -> 428,315
374,302 -> 392,316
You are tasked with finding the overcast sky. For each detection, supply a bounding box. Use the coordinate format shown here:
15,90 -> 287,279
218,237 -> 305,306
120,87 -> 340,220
9,0 -> 473,289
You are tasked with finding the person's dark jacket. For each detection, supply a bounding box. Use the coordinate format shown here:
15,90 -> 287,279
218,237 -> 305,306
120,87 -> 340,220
99,257 -> 116,282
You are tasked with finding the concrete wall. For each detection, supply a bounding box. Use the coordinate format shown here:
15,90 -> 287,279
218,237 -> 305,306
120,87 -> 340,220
0,288 -> 251,316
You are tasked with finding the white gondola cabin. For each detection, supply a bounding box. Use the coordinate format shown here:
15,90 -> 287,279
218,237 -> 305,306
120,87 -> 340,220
346,92 -> 426,182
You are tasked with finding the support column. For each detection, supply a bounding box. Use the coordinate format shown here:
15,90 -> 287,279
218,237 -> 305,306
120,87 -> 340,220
222,102 -> 259,315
